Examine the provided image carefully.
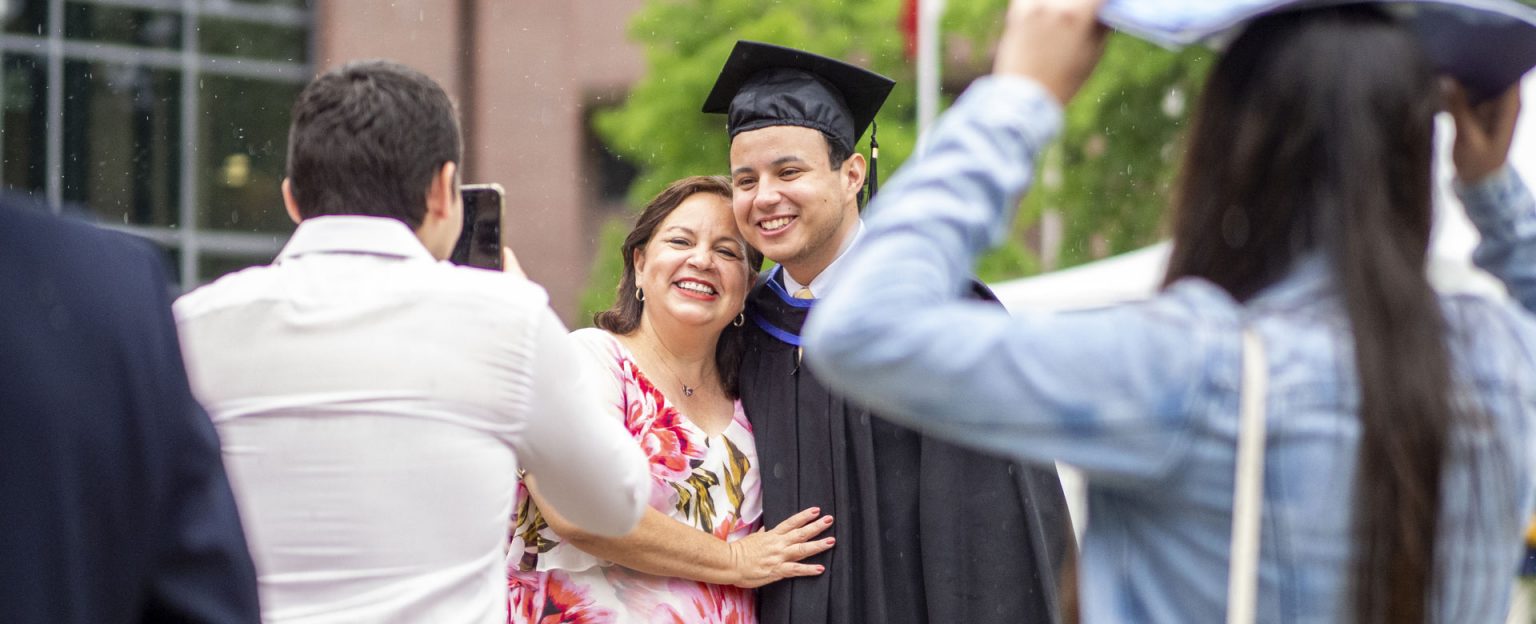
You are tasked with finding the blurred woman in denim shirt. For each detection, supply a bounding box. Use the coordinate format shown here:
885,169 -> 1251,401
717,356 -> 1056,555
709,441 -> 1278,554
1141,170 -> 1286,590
804,0 -> 1536,621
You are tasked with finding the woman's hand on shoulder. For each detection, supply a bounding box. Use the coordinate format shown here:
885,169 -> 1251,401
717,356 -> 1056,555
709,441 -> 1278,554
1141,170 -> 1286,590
726,506 -> 836,589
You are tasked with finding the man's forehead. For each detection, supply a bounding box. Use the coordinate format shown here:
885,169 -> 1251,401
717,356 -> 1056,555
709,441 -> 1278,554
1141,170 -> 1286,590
729,125 -> 830,169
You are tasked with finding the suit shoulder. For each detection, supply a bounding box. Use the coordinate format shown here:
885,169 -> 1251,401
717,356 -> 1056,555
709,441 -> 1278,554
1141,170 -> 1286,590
0,204 -> 169,300
1,203 -> 160,265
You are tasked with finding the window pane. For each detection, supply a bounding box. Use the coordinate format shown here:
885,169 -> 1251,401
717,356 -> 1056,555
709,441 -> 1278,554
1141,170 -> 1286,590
64,2 -> 183,50
585,108 -> 638,204
198,76 -> 299,233
228,0 -> 311,8
5,0 -> 48,36
61,60 -> 182,227
2,54 -> 47,195
200,17 -> 308,63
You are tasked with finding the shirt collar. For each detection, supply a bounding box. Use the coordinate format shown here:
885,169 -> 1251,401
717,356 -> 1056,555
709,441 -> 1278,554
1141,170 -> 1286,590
1247,252 -> 1335,312
277,215 -> 437,264
782,220 -> 865,298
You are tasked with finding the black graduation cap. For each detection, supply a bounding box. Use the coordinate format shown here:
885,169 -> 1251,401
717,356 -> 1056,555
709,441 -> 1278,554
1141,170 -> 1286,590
702,41 -> 896,198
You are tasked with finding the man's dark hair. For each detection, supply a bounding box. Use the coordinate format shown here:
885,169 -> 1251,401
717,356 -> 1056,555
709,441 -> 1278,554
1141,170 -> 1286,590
285,60 -> 462,228
819,130 -> 853,170
818,130 -> 862,206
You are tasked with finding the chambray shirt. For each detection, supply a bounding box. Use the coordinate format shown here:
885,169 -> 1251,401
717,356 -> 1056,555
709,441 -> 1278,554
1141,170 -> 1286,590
803,76 -> 1536,622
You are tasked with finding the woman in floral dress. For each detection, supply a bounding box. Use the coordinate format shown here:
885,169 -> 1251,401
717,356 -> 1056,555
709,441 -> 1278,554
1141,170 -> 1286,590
508,176 -> 836,623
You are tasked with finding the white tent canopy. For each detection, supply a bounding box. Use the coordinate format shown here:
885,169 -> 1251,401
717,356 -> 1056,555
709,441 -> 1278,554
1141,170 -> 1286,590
991,77 -> 1536,312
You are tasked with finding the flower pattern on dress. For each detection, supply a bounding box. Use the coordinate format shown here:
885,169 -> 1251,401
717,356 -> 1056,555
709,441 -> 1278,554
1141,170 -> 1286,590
509,570 -> 616,624
610,574 -> 753,624
507,330 -> 762,624
619,356 -> 708,484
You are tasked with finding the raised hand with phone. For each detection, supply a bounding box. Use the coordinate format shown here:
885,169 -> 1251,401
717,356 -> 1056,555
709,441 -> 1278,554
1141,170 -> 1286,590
450,183 -> 506,271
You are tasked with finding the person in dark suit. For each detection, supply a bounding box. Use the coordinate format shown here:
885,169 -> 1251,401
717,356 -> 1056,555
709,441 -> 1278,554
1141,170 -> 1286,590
0,201 -> 261,623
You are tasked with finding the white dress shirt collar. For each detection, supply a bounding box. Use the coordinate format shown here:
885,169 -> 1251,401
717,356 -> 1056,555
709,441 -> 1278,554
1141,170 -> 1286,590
782,220 -> 865,299
277,215 -> 435,263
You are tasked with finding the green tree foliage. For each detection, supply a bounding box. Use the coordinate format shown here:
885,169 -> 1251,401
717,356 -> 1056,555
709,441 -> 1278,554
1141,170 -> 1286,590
1025,36 -> 1212,268
596,0 -> 918,207
581,0 -> 1212,322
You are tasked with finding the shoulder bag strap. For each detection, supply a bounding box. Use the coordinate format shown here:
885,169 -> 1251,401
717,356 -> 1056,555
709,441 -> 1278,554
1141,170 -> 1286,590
1227,329 -> 1268,624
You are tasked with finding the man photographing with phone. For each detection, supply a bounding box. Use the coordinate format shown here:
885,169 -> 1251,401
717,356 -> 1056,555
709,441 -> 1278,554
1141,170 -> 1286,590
174,60 -> 649,623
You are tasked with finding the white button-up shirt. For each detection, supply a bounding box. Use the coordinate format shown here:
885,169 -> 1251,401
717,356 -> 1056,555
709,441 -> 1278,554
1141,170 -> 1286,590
175,216 -> 647,624
781,220 -> 865,298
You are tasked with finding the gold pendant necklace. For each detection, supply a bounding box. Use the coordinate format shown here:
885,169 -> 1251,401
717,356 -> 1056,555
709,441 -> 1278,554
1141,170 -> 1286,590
656,357 -> 697,397
642,331 -> 703,400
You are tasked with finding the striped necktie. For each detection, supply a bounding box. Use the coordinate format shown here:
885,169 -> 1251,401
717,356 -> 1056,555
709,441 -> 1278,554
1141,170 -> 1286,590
791,287 -> 812,370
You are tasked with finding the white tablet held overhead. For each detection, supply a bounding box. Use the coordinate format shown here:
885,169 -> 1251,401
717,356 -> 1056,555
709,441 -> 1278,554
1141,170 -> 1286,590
1101,0 -> 1536,101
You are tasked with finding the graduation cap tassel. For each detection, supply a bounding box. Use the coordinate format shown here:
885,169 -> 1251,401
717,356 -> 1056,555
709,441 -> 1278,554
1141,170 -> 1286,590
868,121 -> 880,202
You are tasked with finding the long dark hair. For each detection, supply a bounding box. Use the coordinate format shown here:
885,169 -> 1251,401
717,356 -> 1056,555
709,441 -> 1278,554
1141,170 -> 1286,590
594,175 -> 762,398
1163,7 -> 1453,621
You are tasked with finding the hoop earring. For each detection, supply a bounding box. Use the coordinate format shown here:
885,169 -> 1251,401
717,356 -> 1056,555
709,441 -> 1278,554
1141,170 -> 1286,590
635,287 -> 645,303
733,312 -> 745,327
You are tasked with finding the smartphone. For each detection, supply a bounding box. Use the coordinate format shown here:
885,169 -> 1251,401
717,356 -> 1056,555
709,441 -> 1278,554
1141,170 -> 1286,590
450,183 -> 505,270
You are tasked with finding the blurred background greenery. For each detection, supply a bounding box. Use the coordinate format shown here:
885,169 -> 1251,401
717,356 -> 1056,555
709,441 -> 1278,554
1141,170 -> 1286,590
580,0 -> 1213,323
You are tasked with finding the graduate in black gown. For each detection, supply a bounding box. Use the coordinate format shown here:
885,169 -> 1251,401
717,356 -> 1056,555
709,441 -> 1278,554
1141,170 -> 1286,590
702,41 -> 1077,624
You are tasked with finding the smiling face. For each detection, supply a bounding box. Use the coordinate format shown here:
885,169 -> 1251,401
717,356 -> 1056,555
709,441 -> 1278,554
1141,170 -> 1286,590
633,192 -> 752,332
729,125 -> 864,284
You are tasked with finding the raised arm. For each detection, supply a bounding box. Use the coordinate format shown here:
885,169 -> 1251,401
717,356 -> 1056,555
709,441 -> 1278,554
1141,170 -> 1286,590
515,311 -> 650,537
525,477 -> 832,588
1450,83 -> 1536,312
803,0 -> 1223,482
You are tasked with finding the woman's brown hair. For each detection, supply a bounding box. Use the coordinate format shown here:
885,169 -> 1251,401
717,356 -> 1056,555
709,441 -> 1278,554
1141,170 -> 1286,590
1163,7 -> 1467,621
594,175 -> 762,398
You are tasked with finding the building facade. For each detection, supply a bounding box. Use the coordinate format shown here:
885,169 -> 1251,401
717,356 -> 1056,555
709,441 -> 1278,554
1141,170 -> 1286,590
3,0 -> 644,319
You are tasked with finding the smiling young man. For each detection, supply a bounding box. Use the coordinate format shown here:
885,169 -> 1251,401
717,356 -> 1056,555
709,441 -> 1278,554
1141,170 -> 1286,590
702,41 -> 1076,624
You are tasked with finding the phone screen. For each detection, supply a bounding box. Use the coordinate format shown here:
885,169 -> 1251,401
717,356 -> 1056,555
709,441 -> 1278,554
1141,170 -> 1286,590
450,183 -> 504,270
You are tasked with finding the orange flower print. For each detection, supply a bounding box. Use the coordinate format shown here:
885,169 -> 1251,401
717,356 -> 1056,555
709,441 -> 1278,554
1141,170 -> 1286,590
508,570 -> 616,624
619,358 -> 707,485
608,573 -> 753,623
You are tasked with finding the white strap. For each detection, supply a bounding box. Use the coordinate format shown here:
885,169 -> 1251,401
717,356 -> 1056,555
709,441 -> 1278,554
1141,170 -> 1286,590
1227,329 -> 1268,624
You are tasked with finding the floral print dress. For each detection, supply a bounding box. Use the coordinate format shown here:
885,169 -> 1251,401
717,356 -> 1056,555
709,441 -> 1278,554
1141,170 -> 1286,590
508,328 -> 762,623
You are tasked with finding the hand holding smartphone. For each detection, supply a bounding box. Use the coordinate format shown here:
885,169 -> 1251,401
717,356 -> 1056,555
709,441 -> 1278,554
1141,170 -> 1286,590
450,183 -> 505,270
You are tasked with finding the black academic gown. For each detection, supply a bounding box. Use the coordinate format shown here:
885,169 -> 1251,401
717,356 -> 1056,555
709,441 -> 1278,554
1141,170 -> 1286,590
742,268 -> 1076,624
